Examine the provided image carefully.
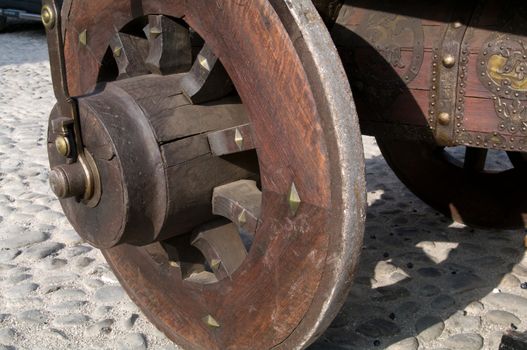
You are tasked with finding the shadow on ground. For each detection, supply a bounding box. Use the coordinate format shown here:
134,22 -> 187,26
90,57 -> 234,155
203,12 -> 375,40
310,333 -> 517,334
310,153 -> 526,350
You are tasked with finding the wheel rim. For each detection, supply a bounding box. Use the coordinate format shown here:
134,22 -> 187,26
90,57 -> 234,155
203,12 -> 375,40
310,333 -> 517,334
56,1 -> 366,349
377,138 -> 527,229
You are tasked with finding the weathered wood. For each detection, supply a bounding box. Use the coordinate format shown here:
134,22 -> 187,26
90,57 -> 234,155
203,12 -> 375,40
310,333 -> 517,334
144,15 -> 192,75
110,32 -> 149,79
54,1 -> 366,350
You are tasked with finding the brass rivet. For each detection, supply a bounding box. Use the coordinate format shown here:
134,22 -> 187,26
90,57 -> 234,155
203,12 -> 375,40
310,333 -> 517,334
113,47 -> 122,58
169,260 -> 180,268
41,5 -> 55,30
210,259 -> 221,271
79,30 -> 87,46
238,210 -> 246,225
203,315 -> 220,328
198,55 -> 210,71
149,27 -> 162,39
234,128 -> 243,149
438,112 -> 451,126
55,135 -> 70,157
442,54 -> 456,68
288,182 -> 301,215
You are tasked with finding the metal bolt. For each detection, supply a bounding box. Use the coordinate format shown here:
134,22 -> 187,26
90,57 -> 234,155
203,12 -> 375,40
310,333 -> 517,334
79,29 -> 87,46
41,5 -> 55,29
55,135 -> 70,157
442,54 -> 456,68
288,182 -> 301,215
49,163 -> 88,199
438,112 -> 451,126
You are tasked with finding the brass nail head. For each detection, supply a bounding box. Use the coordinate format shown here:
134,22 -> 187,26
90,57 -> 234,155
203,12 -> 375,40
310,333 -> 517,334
438,112 -> 451,126
79,30 -> 87,46
113,47 -> 122,58
150,27 -> 162,38
442,54 -> 456,68
234,128 -> 243,149
198,55 -> 210,71
238,210 -> 246,225
288,182 -> 301,215
210,259 -> 221,271
203,315 -> 220,328
41,5 -> 55,29
55,135 -> 70,157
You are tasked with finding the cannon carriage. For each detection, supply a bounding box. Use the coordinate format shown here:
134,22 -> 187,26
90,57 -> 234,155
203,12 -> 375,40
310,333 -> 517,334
41,0 -> 526,349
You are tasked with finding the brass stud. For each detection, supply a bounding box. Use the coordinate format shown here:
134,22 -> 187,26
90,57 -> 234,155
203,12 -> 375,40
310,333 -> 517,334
198,55 -> 211,71
41,5 -> 55,30
210,259 -> 221,271
79,30 -> 87,46
55,135 -> 70,157
149,27 -> 162,39
438,112 -> 451,126
169,260 -> 180,268
288,182 -> 301,215
442,54 -> 456,68
203,315 -> 220,328
234,128 -> 243,149
113,47 -> 122,58
238,210 -> 246,226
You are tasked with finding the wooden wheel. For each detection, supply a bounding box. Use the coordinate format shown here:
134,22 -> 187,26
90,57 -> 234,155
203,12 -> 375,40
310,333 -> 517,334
47,1 -> 366,349
377,138 -> 527,229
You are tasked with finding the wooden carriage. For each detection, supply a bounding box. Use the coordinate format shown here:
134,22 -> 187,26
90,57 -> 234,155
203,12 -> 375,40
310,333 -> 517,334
41,0 -> 526,348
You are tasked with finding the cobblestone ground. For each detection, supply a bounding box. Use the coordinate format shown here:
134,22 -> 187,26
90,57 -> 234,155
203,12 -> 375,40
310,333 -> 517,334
1,22 -> 526,350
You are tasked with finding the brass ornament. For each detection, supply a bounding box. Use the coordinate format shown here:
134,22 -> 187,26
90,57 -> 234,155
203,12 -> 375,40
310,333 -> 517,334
55,135 -> 70,157
202,315 -> 220,328
438,112 -> 451,126
477,21 -> 527,136
41,5 -> 55,30
79,29 -> 87,46
442,54 -> 456,68
288,182 -> 301,215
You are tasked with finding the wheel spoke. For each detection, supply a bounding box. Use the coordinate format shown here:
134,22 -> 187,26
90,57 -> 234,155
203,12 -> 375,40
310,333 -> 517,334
110,32 -> 150,79
191,222 -> 248,280
212,180 -> 262,236
464,147 -> 488,172
144,15 -> 192,75
208,123 -> 256,156
181,44 -> 234,104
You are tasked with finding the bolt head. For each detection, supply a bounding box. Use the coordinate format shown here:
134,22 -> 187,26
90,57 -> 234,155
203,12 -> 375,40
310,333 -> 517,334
442,54 -> 456,68
438,112 -> 451,126
41,5 -> 55,29
55,135 -> 70,157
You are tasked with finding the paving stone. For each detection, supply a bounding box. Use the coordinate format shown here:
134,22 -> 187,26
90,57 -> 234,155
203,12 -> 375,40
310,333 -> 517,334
8,273 -> 31,284
356,318 -> 400,338
0,250 -> 20,263
0,328 -> 15,344
446,312 -> 481,332
500,273 -> 522,289
94,286 -> 126,304
415,315 -> 445,342
466,256 -> 506,268
48,300 -> 87,313
86,319 -> 114,336
122,314 -> 139,330
418,284 -> 441,297
117,333 -> 147,350
21,242 -> 64,260
444,333 -> 483,350
386,337 -> 419,350
371,286 -> 410,302
393,301 -> 420,320
446,272 -> 486,294
417,267 -> 442,278
0,231 -> 47,249
485,293 -> 527,314
49,288 -> 86,300
464,301 -> 485,315
485,310 -> 521,326
431,295 -> 456,310
17,309 -> 47,324
53,314 -> 91,326
4,282 -> 38,299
